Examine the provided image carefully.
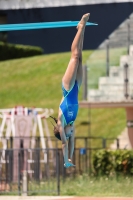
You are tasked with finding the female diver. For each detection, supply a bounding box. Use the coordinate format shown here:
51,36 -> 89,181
50,13 -> 90,168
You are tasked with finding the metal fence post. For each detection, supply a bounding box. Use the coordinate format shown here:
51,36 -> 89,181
82,65 -> 88,100
73,146 -> 76,178
10,136 -> 13,148
18,152 -> 21,196
85,138 -> 87,173
124,63 -> 129,99
78,149 -> 81,174
89,148 -> 92,176
127,18 -> 130,55
5,149 -> 8,184
102,138 -> 106,148
106,39 -> 109,76
116,138 -> 120,149
35,147 -> 40,182
57,150 -> 60,196
8,150 -> 12,190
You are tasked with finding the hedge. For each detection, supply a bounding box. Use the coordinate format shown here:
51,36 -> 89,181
0,42 -> 43,61
93,149 -> 133,176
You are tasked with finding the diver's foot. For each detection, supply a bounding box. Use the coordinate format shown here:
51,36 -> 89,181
77,13 -> 90,30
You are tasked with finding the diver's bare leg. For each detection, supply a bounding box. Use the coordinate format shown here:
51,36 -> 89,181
62,13 -> 90,91
76,26 -> 85,87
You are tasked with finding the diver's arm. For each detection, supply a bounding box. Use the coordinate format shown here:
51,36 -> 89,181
58,116 -> 75,168
58,116 -> 69,163
69,128 -> 75,161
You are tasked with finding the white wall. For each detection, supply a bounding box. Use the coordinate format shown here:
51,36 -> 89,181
0,0 -> 133,10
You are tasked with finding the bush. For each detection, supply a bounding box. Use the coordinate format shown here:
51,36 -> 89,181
0,42 -> 43,61
93,149 -> 114,176
113,150 -> 133,175
93,149 -> 133,176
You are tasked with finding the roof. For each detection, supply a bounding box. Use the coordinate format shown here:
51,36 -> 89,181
0,0 -> 133,10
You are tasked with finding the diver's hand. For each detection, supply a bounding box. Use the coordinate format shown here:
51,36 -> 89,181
64,161 -> 75,168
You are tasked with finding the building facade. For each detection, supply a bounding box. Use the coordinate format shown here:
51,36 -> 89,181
0,0 -> 133,53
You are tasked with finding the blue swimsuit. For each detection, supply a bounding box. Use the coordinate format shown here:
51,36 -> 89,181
60,81 -> 79,125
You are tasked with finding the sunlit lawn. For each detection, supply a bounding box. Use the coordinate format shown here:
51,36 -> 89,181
0,48 -> 127,148
1,175 -> 133,197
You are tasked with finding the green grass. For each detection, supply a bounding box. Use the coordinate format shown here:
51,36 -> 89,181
61,175 -> 133,196
0,48 -> 127,148
1,175 -> 133,197
0,51 -> 92,108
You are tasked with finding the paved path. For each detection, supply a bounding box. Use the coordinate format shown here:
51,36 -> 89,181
110,127 -> 132,150
62,198 -> 133,200
0,196 -> 133,200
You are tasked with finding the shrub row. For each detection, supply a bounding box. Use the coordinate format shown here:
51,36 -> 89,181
0,42 -> 43,61
93,149 -> 133,176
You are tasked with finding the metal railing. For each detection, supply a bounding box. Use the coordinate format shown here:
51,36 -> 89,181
0,148 -> 60,195
0,136 -> 125,195
0,136 -> 121,149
